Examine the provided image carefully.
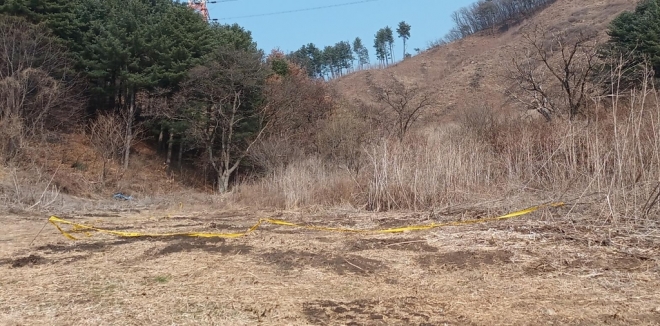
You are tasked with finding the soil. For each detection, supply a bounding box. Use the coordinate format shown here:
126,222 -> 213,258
260,250 -> 385,276
345,237 -> 438,252
1,208 -> 659,325
1,254 -> 46,268
417,249 -> 513,271
155,240 -> 252,257
303,297 -> 453,325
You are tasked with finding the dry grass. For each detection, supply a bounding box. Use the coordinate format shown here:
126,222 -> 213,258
331,0 -> 635,123
0,131 -> 203,212
233,157 -> 358,210
235,86 -> 660,230
1,204 -> 659,325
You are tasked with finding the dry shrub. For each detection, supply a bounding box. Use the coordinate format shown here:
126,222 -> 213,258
250,50 -> 334,174
459,87 -> 660,223
0,165 -> 61,211
0,115 -> 24,162
233,156 -> 359,210
0,16 -> 82,163
87,113 -> 126,185
508,25 -> 599,120
316,105 -> 373,176
235,82 -> 660,224
364,130 -> 496,211
365,72 -> 436,141
248,136 -> 303,173
236,120 -> 500,212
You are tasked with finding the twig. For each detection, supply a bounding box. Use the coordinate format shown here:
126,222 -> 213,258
29,219 -> 49,247
579,273 -> 604,279
343,258 -> 365,272
642,182 -> 660,219
28,163 -> 62,210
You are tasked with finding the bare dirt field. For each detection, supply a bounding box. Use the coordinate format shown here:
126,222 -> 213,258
1,205 -> 659,325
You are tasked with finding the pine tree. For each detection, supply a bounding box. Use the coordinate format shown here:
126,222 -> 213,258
384,26 -> 395,63
352,37 -> 363,69
605,0 -> 660,87
396,21 -> 411,59
353,37 -> 369,70
288,43 -> 323,78
335,41 -> 354,75
359,45 -> 370,68
374,28 -> 387,66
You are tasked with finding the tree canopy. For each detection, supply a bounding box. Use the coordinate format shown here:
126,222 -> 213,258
289,41 -> 354,79
443,0 -> 556,43
0,0 -> 275,190
397,21 -> 411,59
606,0 -> 660,84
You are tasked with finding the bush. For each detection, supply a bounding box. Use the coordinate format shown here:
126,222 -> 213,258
0,16 -> 82,162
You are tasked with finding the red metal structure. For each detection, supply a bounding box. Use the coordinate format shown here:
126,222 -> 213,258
187,0 -> 211,21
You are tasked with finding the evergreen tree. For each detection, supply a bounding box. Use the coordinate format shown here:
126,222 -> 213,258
358,44 -> 370,68
288,43 -> 323,78
396,21 -> 411,59
384,26 -> 395,63
180,45 -> 268,192
334,40 -> 354,76
353,37 -> 369,69
352,37 -> 363,68
0,0 -> 83,45
322,45 -> 337,78
374,28 -> 387,66
606,0 -> 660,82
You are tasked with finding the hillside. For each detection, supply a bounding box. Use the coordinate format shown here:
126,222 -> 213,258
3,2 -> 660,324
332,0 -> 635,122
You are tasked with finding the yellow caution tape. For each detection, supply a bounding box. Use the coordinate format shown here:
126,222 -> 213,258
48,202 -> 565,240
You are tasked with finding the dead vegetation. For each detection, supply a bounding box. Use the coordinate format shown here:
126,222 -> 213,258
87,113 -> 128,186
1,205 -> 659,325
0,16 -> 81,163
235,81 -> 660,224
508,25 -> 600,120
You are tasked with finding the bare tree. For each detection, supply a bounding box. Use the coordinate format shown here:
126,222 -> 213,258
365,73 -> 435,141
88,113 -> 125,185
0,16 -> 82,160
264,53 -> 333,145
250,52 -> 335,171
316,106 -> 372,176
181,47 -> 271,193
508,25 -> 599,120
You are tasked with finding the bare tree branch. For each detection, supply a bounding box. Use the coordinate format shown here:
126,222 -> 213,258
507,25 -> 599,121
365,73 -> 436,141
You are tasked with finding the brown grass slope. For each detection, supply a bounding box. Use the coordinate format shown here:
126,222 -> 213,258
332,0 -> 635,122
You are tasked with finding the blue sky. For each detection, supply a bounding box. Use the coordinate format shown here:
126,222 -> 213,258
208,0 -> 474,60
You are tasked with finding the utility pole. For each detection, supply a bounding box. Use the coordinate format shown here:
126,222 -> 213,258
187,0 -> 217,21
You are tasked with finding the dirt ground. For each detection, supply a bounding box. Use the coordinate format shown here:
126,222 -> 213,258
1,205 -> 659,326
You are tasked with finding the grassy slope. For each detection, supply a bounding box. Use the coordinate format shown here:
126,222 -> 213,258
332,0 -> 635,123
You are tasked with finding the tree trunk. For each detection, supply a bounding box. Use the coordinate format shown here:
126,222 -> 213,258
403,38 -> 406,59
102,159 -> 107,187
158,125 -> 164,149
178,138 -> 184,170
122,91 -> 134,171
166,128 -> 174,170
217,170 -> 230,193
